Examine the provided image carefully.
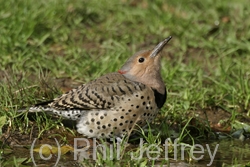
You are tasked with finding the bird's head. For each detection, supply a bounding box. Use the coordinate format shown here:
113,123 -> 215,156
118,36 -> 172,94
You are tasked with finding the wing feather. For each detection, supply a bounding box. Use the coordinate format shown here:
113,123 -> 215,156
49,73 -> 146,110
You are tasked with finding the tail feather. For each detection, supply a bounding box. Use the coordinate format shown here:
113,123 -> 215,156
18,102 -> 83,121
18,100 -> 53,113
18,104 -> 78,129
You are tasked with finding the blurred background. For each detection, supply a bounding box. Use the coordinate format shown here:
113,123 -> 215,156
1,0 -> 250,166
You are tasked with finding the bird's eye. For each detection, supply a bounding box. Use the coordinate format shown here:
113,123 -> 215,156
138,57 -> 145,63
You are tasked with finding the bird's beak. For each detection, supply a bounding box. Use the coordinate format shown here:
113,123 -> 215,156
150,36 -> 172,58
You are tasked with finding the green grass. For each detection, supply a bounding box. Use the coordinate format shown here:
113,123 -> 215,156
1,0 -> 250,166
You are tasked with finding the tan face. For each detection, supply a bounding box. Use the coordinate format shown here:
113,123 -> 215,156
119,37 -> 172,77
126,50 -> 161,78
119,37 -> 171,94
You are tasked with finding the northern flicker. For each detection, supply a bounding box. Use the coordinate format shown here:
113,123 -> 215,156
26,36 -> 172,138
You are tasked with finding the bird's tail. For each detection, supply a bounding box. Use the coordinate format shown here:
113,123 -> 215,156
18,100 -> 54,113
18,101 -> 78,128
18,101 -> 82,121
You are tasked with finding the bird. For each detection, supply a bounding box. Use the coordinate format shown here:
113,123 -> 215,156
25,36 -> 172,138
